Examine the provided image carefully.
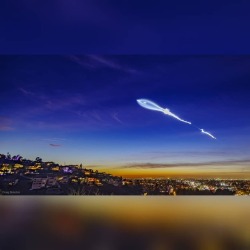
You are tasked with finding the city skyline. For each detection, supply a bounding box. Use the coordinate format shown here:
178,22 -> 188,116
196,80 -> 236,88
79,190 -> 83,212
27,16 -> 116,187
1,55 -> 250,178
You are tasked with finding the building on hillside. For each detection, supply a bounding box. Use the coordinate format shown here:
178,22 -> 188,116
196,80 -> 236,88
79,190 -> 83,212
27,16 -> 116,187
30,178 -> 47,190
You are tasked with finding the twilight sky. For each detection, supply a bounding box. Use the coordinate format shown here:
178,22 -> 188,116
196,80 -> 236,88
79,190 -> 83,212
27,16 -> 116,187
1,0 -> 250,54
1,55 -> 250,178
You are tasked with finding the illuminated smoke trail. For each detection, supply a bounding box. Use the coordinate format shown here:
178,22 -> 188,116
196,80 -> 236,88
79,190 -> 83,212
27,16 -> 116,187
136,99 -> 191,124
162,108 -> 191,124
200,129 -> 216,139
137,99 -> 216,139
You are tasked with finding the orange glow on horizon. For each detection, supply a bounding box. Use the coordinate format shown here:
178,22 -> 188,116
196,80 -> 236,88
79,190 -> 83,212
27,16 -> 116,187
88,166 -> 250,179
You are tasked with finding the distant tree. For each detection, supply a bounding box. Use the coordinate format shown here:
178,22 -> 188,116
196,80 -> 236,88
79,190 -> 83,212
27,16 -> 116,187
0,154 -> 6,159
35,157 -> 42,163
7,152 -> 11,159
17,155 -> 23,162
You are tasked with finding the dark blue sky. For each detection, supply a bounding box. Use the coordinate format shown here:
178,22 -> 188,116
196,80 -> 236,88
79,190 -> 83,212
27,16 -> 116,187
1,1 -> 250,177
1,0 -> 250,54
1,55 -> 250,177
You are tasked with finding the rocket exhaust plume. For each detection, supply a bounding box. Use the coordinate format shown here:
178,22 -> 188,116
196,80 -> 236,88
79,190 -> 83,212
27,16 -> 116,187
137,99 -> 216,139
200,129 -> 216,139
137,99 -> 191,124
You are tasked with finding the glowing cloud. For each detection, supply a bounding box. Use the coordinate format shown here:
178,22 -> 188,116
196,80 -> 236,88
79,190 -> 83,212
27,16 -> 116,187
137,99 -> 216,139
137,99 -> 191,124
